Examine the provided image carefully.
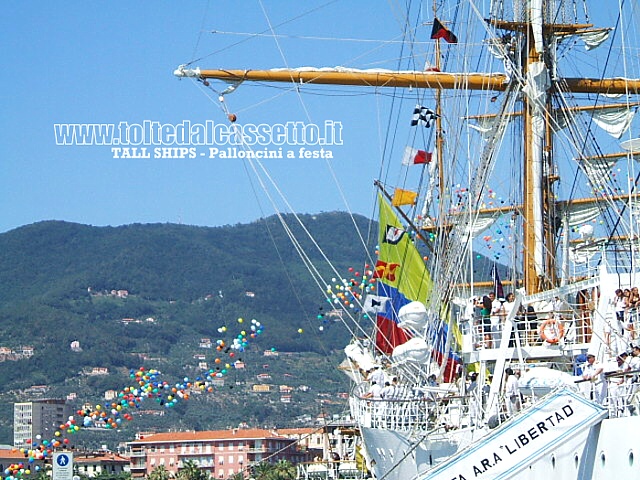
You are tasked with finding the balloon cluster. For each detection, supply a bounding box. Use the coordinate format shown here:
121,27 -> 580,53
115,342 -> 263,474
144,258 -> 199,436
326,266 -> 376,307
217,318 -> 263,354
4,461 -> 39,479
8,318 -> 267,476
479,220 -> 513,260
10,433 -> 69,478
449,185 -> 506,213
322,266 -> 378,320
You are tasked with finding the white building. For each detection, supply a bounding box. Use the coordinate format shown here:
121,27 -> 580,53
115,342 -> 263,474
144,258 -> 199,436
13,399 -> 73,448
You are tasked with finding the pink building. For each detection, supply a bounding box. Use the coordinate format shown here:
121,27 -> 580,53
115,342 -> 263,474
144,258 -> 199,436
127,428 -> 310,478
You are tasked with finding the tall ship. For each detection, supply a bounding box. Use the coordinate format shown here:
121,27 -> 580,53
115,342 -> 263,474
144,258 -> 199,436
176,0 -> 640,478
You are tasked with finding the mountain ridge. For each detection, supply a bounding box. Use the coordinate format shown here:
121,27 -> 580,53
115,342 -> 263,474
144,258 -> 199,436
0,213 -> 373,447
0,213 -> 499,448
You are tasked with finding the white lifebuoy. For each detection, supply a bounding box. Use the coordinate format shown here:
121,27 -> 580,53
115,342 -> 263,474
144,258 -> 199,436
539,319 -> 565,344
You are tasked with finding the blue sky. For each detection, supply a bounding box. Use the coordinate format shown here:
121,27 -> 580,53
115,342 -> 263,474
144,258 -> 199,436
0,1 -> 624,234
1,1 -> 417,233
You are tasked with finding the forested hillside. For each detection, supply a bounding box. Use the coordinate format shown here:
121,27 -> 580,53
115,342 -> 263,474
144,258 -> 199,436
0,212 -> 498,448
0,213 -> 377,447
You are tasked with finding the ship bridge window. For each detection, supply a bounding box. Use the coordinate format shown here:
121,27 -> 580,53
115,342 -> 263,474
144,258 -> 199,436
551,454 -> 555,469
574,454 -> 579,468
600,451 -> 606,467
629,450 -> 634,467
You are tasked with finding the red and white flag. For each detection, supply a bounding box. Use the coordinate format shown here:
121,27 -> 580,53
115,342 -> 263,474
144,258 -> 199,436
401,146 -> 431,165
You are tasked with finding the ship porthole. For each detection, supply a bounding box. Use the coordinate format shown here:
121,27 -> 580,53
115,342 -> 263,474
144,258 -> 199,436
551,455 -> 556,469
629,450 -> 634,466
600,452 -> 606,467
574,454 -> 579,468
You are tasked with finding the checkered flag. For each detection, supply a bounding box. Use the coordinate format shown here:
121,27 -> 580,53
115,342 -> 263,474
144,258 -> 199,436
411,105 -> 439,127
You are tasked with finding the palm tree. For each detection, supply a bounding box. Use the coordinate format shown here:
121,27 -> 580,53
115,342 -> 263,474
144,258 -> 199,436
270,460 -> 296,480
148,465 -> 173,480
177,460 -> 209,480
251,462 -> 274,480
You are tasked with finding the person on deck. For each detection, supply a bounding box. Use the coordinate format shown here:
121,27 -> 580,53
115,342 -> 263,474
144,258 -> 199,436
582,353 -> 607,404
490,292 -> 504,348
503,292 -> 517,346
610,352 -> 631,415
480,294 -> 494,348
363,381 -> 382,399
622,289 -> 636,346
627,345 -> 640,414
467,372 -> 481,426
425,374 -> 439,402
614,289 -> 628,331
526,305 -> 539,345
367,366 -> 385,386
504,368 -> 521,415
380,381 -> 396,400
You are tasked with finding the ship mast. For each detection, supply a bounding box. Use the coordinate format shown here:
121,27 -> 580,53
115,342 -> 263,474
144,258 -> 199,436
522,1 -> 548,295
175,4 -> 640,296
432,8 -> 448,296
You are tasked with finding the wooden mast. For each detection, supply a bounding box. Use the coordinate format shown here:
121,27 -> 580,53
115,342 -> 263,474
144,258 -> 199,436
521,15 -> 542,294
175,67 -> 640,94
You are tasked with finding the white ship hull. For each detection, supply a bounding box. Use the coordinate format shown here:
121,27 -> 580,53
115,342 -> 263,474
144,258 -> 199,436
356,389 -> 640,479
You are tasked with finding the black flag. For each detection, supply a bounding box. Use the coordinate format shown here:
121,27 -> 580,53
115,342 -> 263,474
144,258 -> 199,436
430,18 -> 458,44
411,105 -> 439,127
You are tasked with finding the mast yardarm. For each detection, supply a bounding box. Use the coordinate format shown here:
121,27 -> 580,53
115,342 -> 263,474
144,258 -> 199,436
174,67 -> 640,95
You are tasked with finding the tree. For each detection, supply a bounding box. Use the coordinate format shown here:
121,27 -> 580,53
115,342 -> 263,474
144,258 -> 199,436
148,465 -> 173,480
251,462 -> 274,480
177,460 -> 209,480
33,471 -> 52,480
270,460 -> 297,480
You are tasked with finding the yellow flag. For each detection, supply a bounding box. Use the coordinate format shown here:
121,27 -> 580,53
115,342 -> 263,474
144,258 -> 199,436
377,193 -> 431,303
391,188 -> 418,206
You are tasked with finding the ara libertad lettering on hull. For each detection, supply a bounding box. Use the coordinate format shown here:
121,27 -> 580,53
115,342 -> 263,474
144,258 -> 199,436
502,404 -> 574,455
442,403 -> 575,480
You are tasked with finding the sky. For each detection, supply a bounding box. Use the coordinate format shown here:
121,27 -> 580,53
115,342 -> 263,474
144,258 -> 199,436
1,1 -> 417,234
0,1 -> 624,235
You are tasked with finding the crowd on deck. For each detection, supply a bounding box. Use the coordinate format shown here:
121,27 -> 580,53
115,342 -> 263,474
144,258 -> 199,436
468,287 -> 640,414
352,286 -> 640,432
470,287 -> 639,352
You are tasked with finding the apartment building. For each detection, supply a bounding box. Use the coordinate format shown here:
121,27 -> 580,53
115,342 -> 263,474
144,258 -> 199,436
127,428 -> 310,478
75,451 -> 130,478
13,399 -> 74,448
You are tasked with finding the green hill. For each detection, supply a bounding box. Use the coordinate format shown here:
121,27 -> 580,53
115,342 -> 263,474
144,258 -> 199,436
0,213 -> 375,447
0,212 -> 502,449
